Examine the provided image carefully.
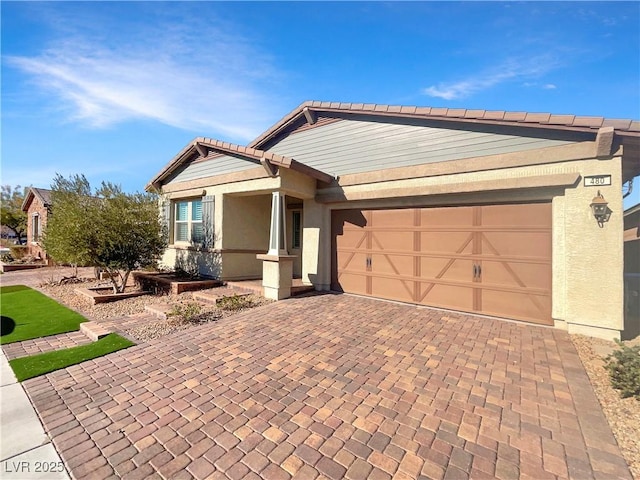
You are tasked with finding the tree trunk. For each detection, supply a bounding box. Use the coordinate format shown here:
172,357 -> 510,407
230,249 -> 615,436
102,267 -> 121,294
104,268 -> 131,294
120,270 -> 131,294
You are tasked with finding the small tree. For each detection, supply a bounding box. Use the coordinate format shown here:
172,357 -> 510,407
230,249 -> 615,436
90,183 -> 167,293
43,174 -> 93,276
44,174 -> 167,293
1,185 -> 28,242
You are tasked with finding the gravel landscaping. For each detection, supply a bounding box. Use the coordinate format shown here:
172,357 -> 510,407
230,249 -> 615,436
571,334 -> 640,479
39,277 -> 271,342
35,273 -> 639,477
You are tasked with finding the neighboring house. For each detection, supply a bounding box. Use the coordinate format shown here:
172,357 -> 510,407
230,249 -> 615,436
147,101 -> 640,340
624,204 -> 640,339
624,203 -> 640,245
21,187 -> 52,261
0,225 -> 17,240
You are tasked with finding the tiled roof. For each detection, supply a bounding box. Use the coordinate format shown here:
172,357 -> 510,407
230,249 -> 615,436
196,137 -> 293,167
250,100 -> 639,148
149,101 -> 639,190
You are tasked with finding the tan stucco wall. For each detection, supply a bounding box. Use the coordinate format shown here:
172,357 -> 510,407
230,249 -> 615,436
302,199 -> 331,289
159,247 -> 222,279
552,157 -> 624,340
221,195 -> 270,249
161,170 -> 311,279
159,248 -> 264,281
219,252 -> 262,280
301,154 -> 625,339
159,248 -> 177,272
279,170 -> 318,200
219,194 -> 270,280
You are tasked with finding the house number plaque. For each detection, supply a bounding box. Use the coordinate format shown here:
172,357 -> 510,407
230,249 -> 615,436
584,175 -> 611,187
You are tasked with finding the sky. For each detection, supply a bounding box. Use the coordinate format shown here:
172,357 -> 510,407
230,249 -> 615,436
2,1 -> 639,208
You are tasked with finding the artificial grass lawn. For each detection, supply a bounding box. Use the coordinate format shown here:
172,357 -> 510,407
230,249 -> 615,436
0,285 -> 87,344
9,333 -> 135,381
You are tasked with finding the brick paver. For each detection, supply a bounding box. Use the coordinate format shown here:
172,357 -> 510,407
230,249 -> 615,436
22,294 -> 632,479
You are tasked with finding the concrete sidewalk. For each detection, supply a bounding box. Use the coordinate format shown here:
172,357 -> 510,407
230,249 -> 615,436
0,348 -> 69,479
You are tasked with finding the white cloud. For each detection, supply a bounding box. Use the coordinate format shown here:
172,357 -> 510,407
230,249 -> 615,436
5,15 -> 284,142
423,56 -> 560,100
523,82 -> 558,90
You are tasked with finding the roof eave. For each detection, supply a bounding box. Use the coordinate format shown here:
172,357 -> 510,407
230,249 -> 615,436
249,101 -> 640,150
146,138 -> 206,192
148,134 -> 334,191
249,101 -> 313,149
21,191 -> 34,212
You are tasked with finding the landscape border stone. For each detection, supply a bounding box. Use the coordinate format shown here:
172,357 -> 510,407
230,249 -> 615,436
74,287 -> 151,305
0,263 -> 46,273
132,271 -> 223,295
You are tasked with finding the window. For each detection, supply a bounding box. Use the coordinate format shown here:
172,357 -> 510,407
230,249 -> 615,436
32,214 -> 40,242
291,210 -> 301,249
174,199 -> 203,244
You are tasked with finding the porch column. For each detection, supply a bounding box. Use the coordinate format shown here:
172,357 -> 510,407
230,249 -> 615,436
257,191 -> 296,300
268,191 -> 287,255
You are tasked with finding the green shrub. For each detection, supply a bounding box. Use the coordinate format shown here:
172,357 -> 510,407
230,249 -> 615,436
217,294 -> 254,311
167,302 -> 203,325
604,341 -> 640,401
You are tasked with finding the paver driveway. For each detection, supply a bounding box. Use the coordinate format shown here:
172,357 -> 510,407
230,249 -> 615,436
23,294 -> 631,479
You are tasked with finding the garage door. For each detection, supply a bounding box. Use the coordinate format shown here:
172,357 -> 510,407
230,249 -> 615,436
331,203 -> 552,325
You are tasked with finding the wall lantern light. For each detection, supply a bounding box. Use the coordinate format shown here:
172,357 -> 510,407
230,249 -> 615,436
590,190 -> 611,227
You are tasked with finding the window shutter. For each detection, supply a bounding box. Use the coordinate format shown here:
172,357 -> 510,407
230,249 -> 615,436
162,199 -> 172,243
201,195 -> 215,249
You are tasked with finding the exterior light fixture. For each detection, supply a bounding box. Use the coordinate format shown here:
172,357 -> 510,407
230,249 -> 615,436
590,190 -> 611,227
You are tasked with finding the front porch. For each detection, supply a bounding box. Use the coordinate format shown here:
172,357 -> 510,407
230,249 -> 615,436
158,147 -> 325,300
220,187 -> 312,300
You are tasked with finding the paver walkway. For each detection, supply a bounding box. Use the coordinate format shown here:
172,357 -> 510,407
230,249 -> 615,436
2,331 -> 93,361
22,294 -> 631,479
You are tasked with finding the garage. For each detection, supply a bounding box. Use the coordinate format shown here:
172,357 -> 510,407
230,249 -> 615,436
331,203 -> 552,325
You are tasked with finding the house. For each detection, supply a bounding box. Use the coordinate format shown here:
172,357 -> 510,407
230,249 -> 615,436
21,187 -> 52,261
624,203 -> 640,245
0,225 -> 18,240
624,203 -> 640,339
147,101 -> 640,340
